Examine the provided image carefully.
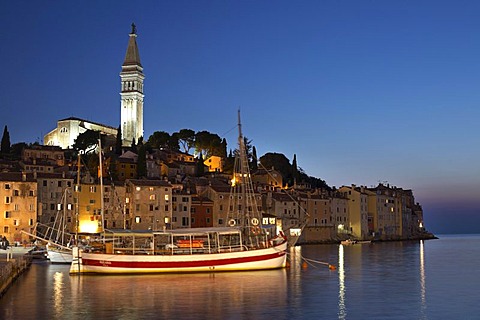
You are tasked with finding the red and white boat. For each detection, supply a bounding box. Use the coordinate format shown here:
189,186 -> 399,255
70,111 -> 290,275
70,228 -> 287,274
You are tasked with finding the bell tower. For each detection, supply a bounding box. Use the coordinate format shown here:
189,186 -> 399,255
120,23 -> 144,146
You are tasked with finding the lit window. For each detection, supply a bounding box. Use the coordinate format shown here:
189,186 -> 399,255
135,216 -> 141,223
149,194 -> 156,200
164,195 -> 169,201
136,187 -> 141,191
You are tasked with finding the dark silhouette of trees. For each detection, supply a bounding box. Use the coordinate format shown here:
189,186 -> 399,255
1,125 -> 11,156
292,154 -> 299,185
259,152 -> 293,186
136,141 -> 147,178
251,146 -> 258,172
196,151 -> 205,176
147,131 -> 179,150
195,131 -> 223,158
115,126 -> 122,155
72,129 -> 104,154
173,129 -> 195,153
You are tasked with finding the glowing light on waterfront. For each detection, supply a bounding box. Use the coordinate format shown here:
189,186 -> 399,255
79,220 -> 99,233
289,228 -> 302,237
338,244 -> 346,320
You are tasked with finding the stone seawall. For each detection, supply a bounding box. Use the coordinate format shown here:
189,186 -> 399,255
0,256 -> 32,298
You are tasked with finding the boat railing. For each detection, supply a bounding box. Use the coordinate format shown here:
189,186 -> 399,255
218,245 -> 245,253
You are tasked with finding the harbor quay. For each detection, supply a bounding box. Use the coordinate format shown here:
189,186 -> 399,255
0,249 -> 32,298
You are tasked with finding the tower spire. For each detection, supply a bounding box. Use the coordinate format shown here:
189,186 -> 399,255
120,23 -> 145,146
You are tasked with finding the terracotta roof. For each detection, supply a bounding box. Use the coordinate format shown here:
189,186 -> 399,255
57,117 -> 117,131
127,179 -> 171,187
0,172 -> 36,182
271,192 -> 295,202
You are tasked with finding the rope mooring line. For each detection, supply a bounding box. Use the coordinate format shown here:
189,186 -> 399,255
285,250 -> 336,270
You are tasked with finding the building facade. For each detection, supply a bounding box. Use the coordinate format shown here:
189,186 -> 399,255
0,173 -> 37,244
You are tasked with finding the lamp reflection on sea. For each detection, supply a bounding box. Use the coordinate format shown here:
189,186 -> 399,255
53,272 -> 64,318
420,240 -> 426,315
338,244 -> 346,320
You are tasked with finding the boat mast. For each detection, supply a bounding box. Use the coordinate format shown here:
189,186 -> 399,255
75,152 -> 81,242
237,110 -> 248,225
98,138 -> 105,233
237,110 -> 260,234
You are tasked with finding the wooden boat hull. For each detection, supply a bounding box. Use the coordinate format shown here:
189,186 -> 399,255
70,242 -> 287,274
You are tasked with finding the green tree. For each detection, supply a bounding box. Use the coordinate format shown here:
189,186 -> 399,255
292,154 -> 299,184
137,143 -> 147,178
148,131 -> 169,149
72,130 -> 103,154
147,131 -> 179,150
1,125 -> 11,156
131,138 -> 137,153
221,138 -> 228,158
195,131 -> 223,158
173,129 -> 195,153
259,152 -> 293,187
223,149 -> 235,174
115,126 -> 122,155
196,151 -> 205,176
11,142 -> 28,160
251,146 -> 258,172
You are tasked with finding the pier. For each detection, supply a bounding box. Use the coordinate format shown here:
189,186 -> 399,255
0,249 -> 32,298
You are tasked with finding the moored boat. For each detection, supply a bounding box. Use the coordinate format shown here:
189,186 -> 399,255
70,111 -> 291,275
46,243 -> 73,264
70,228 -> 287,274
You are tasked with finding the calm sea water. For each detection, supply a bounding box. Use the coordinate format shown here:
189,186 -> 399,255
1,234 -> 480,319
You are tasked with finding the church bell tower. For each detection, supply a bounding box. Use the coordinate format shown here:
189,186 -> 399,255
120,23 -> 144,146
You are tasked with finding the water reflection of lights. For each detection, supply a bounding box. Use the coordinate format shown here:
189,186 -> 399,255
338,244 -> 346,320
68,270 -> 287,318
420,240 -> 426,314
53,271 -> 64,316
289,245 -> 303,275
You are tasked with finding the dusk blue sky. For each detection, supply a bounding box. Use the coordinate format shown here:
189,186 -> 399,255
1,1 -> 479,234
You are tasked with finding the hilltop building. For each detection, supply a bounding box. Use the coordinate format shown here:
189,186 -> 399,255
43,24 -> 144,149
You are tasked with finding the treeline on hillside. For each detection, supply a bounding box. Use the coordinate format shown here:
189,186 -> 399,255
1,124 -> 330,190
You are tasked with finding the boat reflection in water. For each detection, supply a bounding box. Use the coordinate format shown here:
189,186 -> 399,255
67,269 -> 287,318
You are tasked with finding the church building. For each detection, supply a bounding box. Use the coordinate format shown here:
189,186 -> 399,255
44,24 -> 144,149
